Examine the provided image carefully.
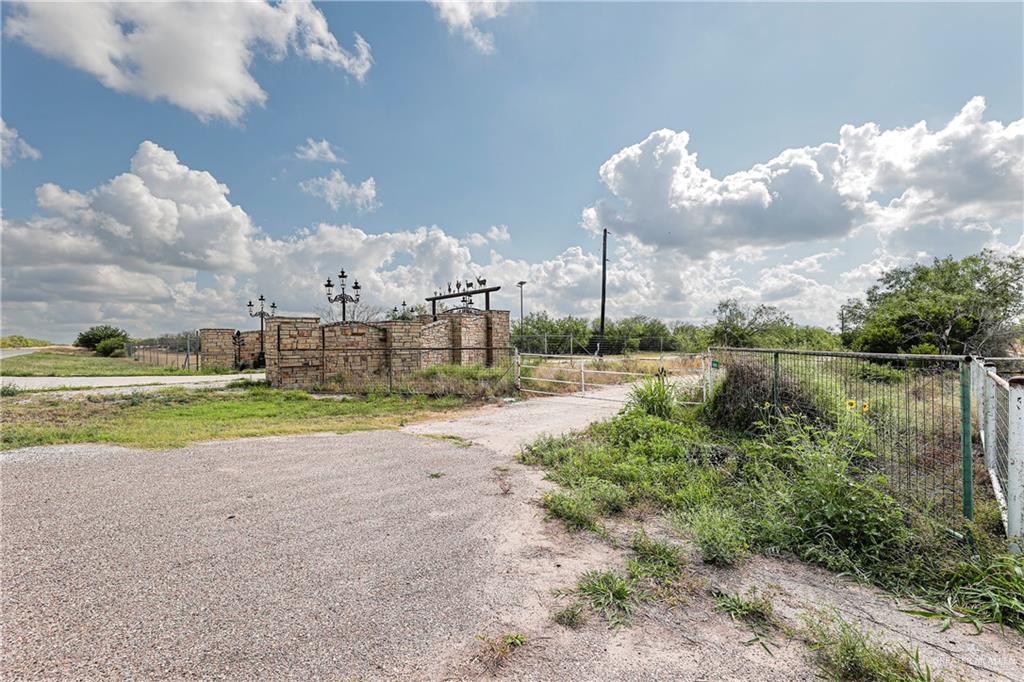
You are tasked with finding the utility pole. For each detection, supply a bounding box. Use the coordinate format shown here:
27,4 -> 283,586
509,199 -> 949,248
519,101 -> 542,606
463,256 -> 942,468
598,228 -> 608,356
517,280 -> 527,333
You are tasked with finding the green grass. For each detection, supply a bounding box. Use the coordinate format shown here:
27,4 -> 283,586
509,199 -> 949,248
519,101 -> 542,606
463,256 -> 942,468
520,400 -> 1023,634
803,611 -> 938,681
627,530 -> 684,584
552,602 -> 586,628
0,351 -> 242,377
577,570 -> 635,626
0,335 -> 53,348
0,386 -> 466,450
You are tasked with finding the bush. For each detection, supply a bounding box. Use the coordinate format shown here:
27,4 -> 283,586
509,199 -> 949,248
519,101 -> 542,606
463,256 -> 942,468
75,325 -> 129,350
908,343 -> 940,356
704,355 -> 828,433
685,504 -> 749,566
626,371 -> 680,420
542,490 -> 598,530
856,363 -> 904,384
94,337 -> 126,357
0,335 -> 52,348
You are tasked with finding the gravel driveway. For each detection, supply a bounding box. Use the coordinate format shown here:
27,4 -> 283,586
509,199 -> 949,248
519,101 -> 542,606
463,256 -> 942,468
1,372 -> 265,391
0,391 -> 623,680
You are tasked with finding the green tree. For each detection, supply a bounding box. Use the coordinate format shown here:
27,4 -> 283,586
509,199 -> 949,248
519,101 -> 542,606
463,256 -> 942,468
840,250 -> 1024,356
75,325 -> 129,351
709,299 -> 794,347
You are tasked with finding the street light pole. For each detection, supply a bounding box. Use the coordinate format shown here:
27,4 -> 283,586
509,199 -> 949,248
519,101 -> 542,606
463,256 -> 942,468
246,295 -> 277,367
324,268 -> 362,322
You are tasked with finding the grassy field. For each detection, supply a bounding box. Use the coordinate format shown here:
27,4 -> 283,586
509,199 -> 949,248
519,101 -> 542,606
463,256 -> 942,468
0,384 -> 467,450
0,351 -> 240,377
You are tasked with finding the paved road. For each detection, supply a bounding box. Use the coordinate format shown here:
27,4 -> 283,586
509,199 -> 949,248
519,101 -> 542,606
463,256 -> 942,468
0,348 -> 39,360
0,390 -> 623,680
1,372 -> 265,391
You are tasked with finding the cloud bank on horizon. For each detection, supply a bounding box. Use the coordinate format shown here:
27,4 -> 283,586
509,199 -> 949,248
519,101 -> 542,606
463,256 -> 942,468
2,97 -> 1021,342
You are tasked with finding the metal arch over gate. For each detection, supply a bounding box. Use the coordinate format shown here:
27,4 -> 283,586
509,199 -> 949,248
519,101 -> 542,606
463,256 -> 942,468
515,351 -> 709,404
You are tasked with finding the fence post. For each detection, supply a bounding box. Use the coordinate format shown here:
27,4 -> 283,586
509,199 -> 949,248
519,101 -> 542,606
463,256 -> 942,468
1008,376 -> 1024,552
514,350 -> 521,391
984,363 -> 997,469
543,334 -> 548,355
960,359 -> 974,521
569,333 -> 573,357
580,359 -> 586,395
772,352 -> 780,411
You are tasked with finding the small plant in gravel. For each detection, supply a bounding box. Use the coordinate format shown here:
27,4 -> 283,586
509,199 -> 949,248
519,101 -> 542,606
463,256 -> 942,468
683,504 -> 749,566
1,385 -> 22,397
553,602 -> 586,628
428,471 -> 445,479
713,587 -> 777,651
577,570 -> 635,626
475,632 -> 528,671
803,610 -> 938,681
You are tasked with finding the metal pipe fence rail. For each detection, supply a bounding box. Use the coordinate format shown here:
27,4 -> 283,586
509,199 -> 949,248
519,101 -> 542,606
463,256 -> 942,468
516,352 -> 708,404
513,335 -> 683,357
972,358 -> 1024,550
708,347 -> 976,522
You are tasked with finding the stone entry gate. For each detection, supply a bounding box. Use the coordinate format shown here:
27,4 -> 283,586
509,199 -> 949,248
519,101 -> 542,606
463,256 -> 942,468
264,309 -> 511,391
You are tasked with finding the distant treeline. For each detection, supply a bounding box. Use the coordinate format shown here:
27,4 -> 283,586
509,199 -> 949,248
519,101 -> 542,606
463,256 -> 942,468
512,299 -> 840,354
514,251 -> 1024,357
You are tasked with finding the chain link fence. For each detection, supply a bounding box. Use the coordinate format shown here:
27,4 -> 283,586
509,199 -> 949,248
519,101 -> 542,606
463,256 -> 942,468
708,347 -> 973,518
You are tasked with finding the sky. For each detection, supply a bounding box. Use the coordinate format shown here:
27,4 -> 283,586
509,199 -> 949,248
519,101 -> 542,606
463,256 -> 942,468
1,1 -> 1022,343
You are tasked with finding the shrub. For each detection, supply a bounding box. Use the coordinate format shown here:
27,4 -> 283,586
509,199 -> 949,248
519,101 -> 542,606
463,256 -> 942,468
685,504 -> 749,566
856,363 -> 904,385
578,477 -> 628,514
704,355 -> 828,433
94,337 -> 126,357
626,371 -> 680,419
0,335 -> 52,348
75,325 -> 129,350
908,343 -> 940,356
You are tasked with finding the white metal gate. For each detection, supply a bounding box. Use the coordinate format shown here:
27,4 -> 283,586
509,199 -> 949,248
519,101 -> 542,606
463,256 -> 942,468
515,351 -> 709,404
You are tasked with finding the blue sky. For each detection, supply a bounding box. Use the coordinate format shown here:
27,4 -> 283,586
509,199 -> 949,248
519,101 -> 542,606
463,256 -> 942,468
2,1 -> 1022,341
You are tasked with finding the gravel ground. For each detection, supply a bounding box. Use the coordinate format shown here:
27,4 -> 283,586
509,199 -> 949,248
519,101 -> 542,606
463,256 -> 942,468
3,386 -> 1022,681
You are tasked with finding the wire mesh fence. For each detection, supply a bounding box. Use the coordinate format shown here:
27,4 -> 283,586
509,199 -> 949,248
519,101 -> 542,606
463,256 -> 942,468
708,347 -> 971,517
125,335 -> 199,371
518,352 -> 707,403
309,346 -> 517,397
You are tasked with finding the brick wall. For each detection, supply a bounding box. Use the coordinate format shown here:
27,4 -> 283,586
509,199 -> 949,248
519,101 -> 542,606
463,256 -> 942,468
485,310 -> 511,366
199,328 -> 236,370
238,330 -> 263,368
323,322 -> 388,387
264,309 -> 512,390
265,317 -> 321,389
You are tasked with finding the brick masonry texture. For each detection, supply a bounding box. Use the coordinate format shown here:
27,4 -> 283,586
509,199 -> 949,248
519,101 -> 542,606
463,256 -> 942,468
258,310 -> 511,390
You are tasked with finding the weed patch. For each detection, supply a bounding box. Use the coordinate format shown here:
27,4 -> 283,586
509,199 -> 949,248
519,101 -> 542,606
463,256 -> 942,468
553,603 -> 586,628
683,505 -> 749,566
577,570 -> 635,626
803,611 -> 938,681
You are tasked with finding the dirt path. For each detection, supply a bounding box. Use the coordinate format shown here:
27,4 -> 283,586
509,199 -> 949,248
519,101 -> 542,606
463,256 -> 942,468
2,387 -> 1021,680
1,372 -> 265,392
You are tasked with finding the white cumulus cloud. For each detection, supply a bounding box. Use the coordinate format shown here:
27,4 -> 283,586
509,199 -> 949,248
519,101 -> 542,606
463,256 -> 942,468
585,97 -> 1023,260
299,169 -> 380,212
295,138 -> 341,163
3,1 -> 372,123
1,118 -> 42,167
429,1 -> 511,54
